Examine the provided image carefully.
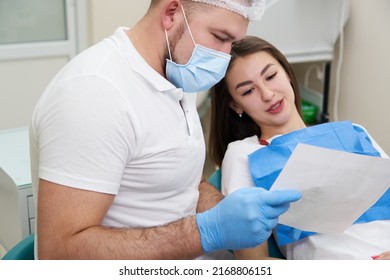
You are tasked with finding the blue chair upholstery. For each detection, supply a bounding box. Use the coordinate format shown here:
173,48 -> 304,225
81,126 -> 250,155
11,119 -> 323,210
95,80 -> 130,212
208,168 -> 222,191
2,234 -> 35,260
208,169 -> 285,259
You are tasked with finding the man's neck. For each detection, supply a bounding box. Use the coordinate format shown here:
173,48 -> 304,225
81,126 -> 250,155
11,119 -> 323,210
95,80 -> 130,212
126,19 -> 166,77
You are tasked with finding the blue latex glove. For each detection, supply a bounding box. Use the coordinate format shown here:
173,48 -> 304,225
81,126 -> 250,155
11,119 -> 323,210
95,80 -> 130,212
196,187 -> 301,254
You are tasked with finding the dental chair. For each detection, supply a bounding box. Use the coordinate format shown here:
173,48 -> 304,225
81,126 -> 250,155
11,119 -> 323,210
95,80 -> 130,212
208,169 -> 285,259
1,234 -> 35,260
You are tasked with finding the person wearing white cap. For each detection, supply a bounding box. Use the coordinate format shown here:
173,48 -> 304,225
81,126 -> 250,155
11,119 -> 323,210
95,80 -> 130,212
30,0 -> 300,259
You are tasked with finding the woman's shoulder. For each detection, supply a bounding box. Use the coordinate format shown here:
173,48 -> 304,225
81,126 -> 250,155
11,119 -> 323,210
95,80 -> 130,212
227,135 -> 259,149
225,135 -> 261,158
351,122 -> 389,158
352,122 -> 367,131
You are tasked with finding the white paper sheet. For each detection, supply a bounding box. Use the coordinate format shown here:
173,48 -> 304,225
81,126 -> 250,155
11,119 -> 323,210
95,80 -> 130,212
271,143 -> 390,234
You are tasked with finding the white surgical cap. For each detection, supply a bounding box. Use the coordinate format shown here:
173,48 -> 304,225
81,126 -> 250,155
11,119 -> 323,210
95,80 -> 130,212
191,0 -> 266,20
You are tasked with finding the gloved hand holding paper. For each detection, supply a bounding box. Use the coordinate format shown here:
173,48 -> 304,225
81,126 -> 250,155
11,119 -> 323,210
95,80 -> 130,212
271,143 -> 390,234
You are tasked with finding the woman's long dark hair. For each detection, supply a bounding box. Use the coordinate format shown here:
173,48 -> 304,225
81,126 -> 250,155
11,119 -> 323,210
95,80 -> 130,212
208,36 -> 302,167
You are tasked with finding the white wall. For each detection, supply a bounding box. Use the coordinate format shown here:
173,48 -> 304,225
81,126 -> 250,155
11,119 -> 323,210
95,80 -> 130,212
329,0 -> 390,154
87,0 -> 150,44
0,57 -> 69,130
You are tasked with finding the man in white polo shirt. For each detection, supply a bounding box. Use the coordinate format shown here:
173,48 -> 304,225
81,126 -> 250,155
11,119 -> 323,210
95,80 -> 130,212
30,0 -> 301,259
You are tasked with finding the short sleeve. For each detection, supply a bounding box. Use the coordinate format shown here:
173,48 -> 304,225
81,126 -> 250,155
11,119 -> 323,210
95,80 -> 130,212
221,137 -> 259,195
35,75 -> 135,194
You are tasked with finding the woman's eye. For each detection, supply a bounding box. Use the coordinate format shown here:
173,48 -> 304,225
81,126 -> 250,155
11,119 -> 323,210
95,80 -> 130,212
242,88 -> 254,96
266,72 -> 277,81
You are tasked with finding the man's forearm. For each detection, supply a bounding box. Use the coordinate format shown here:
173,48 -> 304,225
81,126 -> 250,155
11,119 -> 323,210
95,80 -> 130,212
40,216 -> 204,260
197,179 -> 224,213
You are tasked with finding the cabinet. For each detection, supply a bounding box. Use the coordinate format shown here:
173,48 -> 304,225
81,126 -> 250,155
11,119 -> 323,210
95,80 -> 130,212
0,127 -> 34,251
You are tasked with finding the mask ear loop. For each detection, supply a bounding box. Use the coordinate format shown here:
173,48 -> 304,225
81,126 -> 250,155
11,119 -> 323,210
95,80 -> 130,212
165,5 -> 196,62
164,29 -> 173,60
180,5 -> 196,46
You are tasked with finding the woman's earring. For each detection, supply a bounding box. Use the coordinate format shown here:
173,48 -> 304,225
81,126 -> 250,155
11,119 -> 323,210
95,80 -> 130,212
239,113 -> 243,118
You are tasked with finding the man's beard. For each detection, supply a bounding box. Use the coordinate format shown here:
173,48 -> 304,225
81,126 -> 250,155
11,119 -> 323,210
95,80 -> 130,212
165,22 -> 186,63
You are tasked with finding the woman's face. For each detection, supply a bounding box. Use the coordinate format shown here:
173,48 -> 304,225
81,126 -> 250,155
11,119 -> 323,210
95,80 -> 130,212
226,51 -> 300,136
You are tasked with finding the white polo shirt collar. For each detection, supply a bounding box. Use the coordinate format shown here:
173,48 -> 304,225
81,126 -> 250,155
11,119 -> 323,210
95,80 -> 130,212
109,27 -> 183,100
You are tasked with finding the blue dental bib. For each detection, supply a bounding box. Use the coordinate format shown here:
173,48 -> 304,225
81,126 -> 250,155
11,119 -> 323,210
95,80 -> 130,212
248,121 -> 390,246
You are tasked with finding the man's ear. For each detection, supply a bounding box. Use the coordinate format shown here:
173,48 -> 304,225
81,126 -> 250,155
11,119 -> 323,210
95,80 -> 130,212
161,0 -> 181,31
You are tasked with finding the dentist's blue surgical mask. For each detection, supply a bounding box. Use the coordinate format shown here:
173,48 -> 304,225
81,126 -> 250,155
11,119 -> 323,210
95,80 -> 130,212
165,5 -> 231,93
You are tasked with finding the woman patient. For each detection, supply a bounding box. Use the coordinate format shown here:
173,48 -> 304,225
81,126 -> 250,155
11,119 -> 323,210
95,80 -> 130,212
208,36 -> 390,260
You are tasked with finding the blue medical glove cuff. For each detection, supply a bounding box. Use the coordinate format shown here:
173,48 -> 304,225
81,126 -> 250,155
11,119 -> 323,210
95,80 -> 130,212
196,211 -> 221,254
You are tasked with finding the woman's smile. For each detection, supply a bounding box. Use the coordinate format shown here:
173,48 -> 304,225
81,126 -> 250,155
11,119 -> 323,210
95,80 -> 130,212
266,99 -> 284,114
